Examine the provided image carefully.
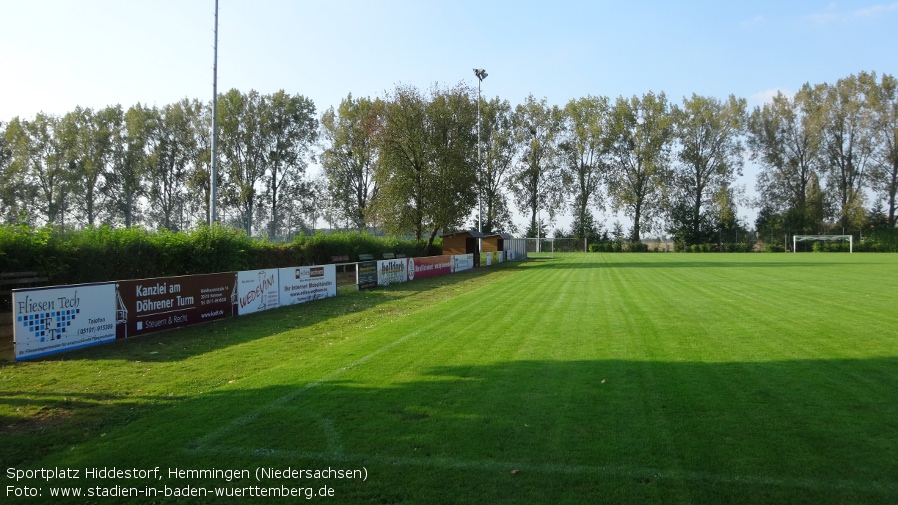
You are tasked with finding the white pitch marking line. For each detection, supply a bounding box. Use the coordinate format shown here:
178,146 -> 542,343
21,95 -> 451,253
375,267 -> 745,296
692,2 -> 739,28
191,293 -> 487,451
189,328 -> 422,451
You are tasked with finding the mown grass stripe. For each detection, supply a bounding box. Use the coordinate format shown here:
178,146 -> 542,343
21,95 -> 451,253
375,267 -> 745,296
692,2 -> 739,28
197,445 -> 898,494
3,254 -> 897,504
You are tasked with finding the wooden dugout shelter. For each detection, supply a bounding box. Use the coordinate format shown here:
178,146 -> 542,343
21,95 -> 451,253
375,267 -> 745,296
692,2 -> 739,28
441,230 -> 484,255
441,230 -> 484,266
481,233 -> 509,259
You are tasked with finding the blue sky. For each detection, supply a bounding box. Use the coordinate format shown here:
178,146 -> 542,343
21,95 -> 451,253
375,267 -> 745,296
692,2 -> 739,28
2,0 -> 897,232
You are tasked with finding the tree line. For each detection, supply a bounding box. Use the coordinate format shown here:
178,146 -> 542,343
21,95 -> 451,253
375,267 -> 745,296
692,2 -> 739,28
1,71 -> 896,250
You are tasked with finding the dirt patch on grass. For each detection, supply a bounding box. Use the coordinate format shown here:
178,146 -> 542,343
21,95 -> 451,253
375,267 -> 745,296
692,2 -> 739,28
2,406 -> 74,435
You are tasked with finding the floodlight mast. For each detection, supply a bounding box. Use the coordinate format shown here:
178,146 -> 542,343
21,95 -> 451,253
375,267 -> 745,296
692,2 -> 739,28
474,68 -> 487,234
210,0 -> 220,225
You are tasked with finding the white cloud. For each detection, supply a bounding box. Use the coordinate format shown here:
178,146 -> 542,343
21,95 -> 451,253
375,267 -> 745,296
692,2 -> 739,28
808,2 -> 840,24
749,88 -> 790,108
852,2 -> 898,17
740,15 -> 765,27
808,2 -> 898,24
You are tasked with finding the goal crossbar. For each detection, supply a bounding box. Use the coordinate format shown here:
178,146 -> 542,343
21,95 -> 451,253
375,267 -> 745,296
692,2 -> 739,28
523,237 -> 586,258
793,234 -> 853,253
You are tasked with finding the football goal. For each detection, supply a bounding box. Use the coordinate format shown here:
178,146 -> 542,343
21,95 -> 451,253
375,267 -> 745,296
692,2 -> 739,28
524,237 -> 585,258
792,235 -> 853,253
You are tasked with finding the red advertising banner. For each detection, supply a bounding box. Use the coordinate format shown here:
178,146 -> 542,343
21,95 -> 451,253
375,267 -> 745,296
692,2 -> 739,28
115,272 -> 237,339
407,255 -> 453,280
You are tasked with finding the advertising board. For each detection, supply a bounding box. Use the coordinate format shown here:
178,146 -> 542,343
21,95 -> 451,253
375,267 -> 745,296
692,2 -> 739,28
453,254 -> 474,272
13,283 -> 117,360
377,258 -> 408,286
115,272 -> 237,339
236,269 -> 280,315
483,251 -> 503,265
407,255 -> 453,280
278,264 -> 337,306
357,261 -> 377,290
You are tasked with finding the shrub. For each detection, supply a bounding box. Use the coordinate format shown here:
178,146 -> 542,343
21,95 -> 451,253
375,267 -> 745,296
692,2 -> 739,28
0,224 -> 437,285
628,241 -> 648,253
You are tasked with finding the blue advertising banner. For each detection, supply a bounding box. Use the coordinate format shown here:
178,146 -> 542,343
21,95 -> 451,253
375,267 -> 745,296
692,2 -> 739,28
13,282 -> 117,360
357,261 -> 378,290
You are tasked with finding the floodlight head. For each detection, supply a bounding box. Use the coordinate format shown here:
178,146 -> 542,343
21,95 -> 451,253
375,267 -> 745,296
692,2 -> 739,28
474,68 -> 487,81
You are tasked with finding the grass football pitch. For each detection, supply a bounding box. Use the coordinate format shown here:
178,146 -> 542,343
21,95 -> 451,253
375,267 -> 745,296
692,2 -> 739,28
2,253 -> 897,504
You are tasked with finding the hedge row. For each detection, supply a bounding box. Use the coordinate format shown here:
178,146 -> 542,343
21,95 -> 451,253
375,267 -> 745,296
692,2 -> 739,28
0,224 -> 440,285
677,243 -> 753,253
588,241 -> 651,252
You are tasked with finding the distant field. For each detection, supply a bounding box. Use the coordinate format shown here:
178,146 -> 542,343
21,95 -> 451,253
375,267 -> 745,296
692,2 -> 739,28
2,253 -> 897,504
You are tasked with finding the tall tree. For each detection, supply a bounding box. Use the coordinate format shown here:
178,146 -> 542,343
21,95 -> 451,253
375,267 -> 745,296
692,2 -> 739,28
0,120 -> 16,221
148,100 -> 195,230
218,89 -> 266,234
184,99 -> 214,226
818,72 -> 879,231
747,85 -> 823,233
320,94 -> 383,231
869,73 -> 898,227
606,91 -> 675,242
300,174 -> 332,232
5,114 -> 69,226
102,104 -> 151,228
559,95 -> 610,241
261,90 -> 318,238
509,94 -> 564,237
61,106 -> 117,226
375,84 -> 429,239
669,94 -> 746,246
375,83 -> 478,252
805,171 -> 827,232
478,97 -> 517,234
426,83 -> 479,243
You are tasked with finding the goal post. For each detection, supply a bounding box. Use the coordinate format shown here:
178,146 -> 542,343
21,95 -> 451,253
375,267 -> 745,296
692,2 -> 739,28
523,237 -> 585,258
792,235 -> 853,253
524,238 -> 554,258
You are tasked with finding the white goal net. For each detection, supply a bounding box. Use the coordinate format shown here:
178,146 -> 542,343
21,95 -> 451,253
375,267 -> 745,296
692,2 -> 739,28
792,235 -> 853,253
524,238 -> 585,258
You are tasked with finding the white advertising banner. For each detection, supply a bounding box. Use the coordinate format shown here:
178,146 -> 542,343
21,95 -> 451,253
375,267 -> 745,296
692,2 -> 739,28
278,264 -> 337,306
453,254 -> 474,272
377,258 -> 408,285
13,283 -> 117,360
236,269 -> 280,315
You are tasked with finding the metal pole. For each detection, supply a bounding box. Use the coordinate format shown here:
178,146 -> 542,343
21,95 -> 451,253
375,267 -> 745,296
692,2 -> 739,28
534,132 -> 539,253
477,78 -> 482,234
210,0 -> 219,225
